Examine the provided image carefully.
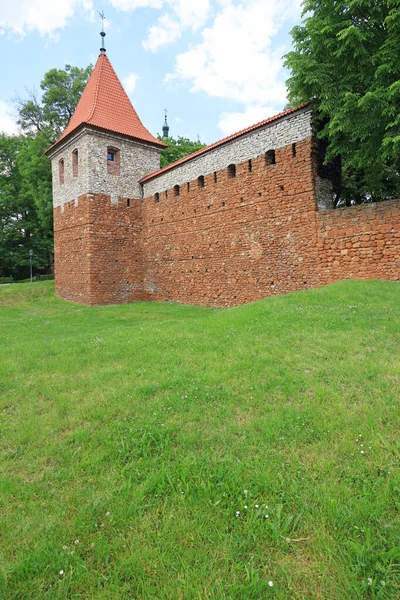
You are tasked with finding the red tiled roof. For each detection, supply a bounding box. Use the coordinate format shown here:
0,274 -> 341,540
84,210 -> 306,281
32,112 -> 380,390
140,101 -> 312,184
46,53 -> 166,154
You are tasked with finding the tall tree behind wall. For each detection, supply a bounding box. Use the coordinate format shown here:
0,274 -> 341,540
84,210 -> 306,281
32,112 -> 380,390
284,0 -> 400,204
0,65 -> 92,279
159,136 -> 206,168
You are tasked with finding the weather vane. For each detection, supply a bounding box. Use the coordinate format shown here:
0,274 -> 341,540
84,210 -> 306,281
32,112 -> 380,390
98,10 -> 106,32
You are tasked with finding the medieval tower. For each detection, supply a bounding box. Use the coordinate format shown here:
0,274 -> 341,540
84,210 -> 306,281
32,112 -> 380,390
46,35 -> 400,306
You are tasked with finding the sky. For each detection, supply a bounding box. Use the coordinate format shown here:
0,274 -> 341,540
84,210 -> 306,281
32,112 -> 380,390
0,0 -> 304,145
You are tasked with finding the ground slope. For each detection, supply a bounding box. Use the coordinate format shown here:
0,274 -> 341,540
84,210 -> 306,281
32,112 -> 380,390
0,281 -> 399,599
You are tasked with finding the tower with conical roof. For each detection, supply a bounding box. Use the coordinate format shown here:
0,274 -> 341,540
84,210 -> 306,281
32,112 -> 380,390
46,26 -> 166,305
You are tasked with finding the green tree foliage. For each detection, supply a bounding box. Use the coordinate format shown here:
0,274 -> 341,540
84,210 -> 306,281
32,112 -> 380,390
159,136 -> 206,168
285,0 -> 400,203
0,135 -> 52,279
14,64 -> 92,142
0,64 -> 92,278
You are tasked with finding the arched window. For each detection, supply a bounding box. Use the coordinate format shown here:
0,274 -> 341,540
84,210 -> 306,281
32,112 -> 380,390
228,164 -> 236,178
265,150 -> 276,165
198,175 -> 205,188
72,149 -> 78,177
174,184 -> 180,197
59,159 -> 65,185
155,192 -> 160,202
107,147 -> 120,175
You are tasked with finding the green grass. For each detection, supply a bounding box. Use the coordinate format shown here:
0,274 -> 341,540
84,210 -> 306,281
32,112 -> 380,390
0,280 -> 399,599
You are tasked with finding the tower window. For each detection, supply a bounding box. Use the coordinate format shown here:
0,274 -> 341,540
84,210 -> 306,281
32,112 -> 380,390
198,175 -> 205,188
72,149 -> 78,177
228,164 -> 236,178
248,159 -> 252,172
155,192 -> 160,202
292,143 -> 297,157
265,150 -> 276,165
59,159 -> 64,185
174,184 -> 180,197
107,147 -> 120,175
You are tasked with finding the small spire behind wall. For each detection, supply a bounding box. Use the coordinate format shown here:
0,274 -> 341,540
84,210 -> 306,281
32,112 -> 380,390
162,109 -> 170,139
98,10 -> 106,54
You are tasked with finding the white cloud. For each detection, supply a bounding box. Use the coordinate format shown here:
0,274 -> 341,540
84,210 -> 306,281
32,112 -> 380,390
123,72 -> 139,94
142,0 -> 211,52
0,0 -> 93,37
143,14 -> 181,52
109,0 -> 163,9
218,104 -> 279,136
166,0 -> 302,135
0,101 -> 19,136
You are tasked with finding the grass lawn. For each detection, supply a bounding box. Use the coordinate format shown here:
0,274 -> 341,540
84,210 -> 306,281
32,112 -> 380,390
0,280 -> 399,599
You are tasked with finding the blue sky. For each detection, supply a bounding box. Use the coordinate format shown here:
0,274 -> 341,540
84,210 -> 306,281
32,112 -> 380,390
0,0 -> 303,145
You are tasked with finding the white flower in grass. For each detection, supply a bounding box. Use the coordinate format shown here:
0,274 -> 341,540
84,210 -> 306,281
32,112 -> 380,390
235,511 -> 240,517
367,577 -> 372,585
361,450 -> 365,454
59,570 -> 64,576
244,505 -> 248,509
381,581 -> 385,587
106,511 -> 110,517
74,539 -> 79,545
268,580 -> 273,587
62,545 -> 67,550
255,504 -> 259,508
244,490 -> 248,495
265,514 -> 269,519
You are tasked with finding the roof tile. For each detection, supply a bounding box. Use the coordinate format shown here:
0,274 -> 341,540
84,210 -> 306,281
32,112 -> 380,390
47,53 -> 165,153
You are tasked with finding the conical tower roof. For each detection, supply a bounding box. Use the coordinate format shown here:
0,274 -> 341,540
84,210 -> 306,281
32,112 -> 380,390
47,53 -> 165,154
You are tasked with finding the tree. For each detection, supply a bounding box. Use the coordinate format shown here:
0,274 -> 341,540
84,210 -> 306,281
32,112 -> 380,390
159,136 -> 206,168
284,0 -> 400,203
0,135 -> 52,279
0,64 -> 92,278
14,64 -> 92,143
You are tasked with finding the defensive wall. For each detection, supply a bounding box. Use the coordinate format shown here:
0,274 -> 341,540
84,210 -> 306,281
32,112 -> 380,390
53,106 -> 400,306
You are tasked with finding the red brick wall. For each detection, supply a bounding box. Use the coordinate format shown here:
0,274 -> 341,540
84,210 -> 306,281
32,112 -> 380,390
317,200 -> 400,283
54,195 -> 92,303
54,193 -> 145,305
141,137 -> 320,306
53,138 -> 399,306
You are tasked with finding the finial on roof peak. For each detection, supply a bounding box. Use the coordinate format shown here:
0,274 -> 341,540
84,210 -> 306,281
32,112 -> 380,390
98,10 -> 106,54
162,108 -> 170,139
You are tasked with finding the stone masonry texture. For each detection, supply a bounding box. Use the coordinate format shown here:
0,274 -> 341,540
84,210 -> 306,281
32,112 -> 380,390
52,110 -> 400,307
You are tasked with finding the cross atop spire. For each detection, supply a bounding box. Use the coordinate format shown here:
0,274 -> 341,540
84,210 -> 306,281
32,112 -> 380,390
162,108 -> 170,139
98,10 -> 106,54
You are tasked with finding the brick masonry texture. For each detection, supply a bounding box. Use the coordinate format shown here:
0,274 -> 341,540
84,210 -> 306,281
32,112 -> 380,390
53,129 -> 400,306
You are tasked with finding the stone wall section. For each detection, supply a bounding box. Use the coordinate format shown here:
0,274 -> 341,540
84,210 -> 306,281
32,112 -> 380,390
317,200 -> 400,283
54,192 -> 145,305
50,128 -> 161,208
50,131 -> 91,209
53,193 -> 92,303
142,109 -> 313,197
141,137 -> 321,306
